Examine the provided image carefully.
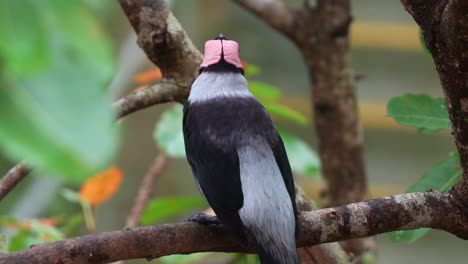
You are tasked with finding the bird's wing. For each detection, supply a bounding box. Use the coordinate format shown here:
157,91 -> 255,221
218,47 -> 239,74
268,134 -> 299,237
234,99 -> 299,236
183,103 -> 247,247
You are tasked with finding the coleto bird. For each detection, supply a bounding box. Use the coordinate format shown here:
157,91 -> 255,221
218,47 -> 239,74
183,33 -> 300,264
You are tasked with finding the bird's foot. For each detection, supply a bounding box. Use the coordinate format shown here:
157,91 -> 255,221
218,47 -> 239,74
186,213 -> 220,225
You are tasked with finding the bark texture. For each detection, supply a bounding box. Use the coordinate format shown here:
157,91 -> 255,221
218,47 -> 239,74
119,0 -> 202,104
400,0 -> 468,210
2,191 -> 467,264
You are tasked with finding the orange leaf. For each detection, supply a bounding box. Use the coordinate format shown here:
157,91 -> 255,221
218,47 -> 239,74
79,167 -> 123,207
241,60 -> 248,70
133,68 -> 163,84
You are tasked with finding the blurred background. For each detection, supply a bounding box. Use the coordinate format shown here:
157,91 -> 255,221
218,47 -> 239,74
0,0 -> 466,263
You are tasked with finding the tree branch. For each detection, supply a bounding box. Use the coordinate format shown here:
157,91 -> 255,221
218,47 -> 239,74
2,191 -> 467,263
399,0 -> 468,209
125,154 -> 167,228
0,162 -> 30,201
232,0 -> 296,39
118,0 -> 201,98
295,186 -> 351,264
113,82 -> 181,118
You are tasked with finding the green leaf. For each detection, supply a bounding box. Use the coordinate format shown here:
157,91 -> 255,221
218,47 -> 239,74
8,229 -> 36,252
407,152 -> 461,193
154,105 -> 186,158
0,234 -> 5,254
387,94 -> 450,133
159,253 -> 215,264
29,220 -> 64,241
419,31 -> 432,57
7,219 -> 64,252
263,102 -> 308,126
387,152 -> 461,243
60,214 -> 84,236
249,81 -> 281,101
387,228 -> 431,244
0,217 -> 17,227
140,196 -> 205,225
279,129 -> 320,178
244,63 -> 261,77
0,0 -> 117,183
0,1 -> 50,74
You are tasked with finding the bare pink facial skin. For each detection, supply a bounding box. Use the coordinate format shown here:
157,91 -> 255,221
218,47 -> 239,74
200,39 -> 242,68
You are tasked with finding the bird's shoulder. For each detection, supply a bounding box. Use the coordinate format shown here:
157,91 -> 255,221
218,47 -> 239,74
183,97 -> 279,144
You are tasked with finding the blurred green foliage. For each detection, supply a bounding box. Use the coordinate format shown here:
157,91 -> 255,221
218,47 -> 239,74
154,105 -> 186,159
279,129 -> 320,178
387,152 -> 461,243
406,152 -> 461,193
0,217 -> 64,252
249,81 -> 281,100
0,0 -> 117,183
141,196 -> 205,225
387,92 -> 460,243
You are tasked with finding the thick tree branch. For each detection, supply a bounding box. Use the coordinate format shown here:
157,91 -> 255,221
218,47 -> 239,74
118,0 -> 202,100
399,0 -> 468,209
125,154 -> 167,228
0,162 -> 30,201
295,186 -> 351,264
2,191 -> 467,263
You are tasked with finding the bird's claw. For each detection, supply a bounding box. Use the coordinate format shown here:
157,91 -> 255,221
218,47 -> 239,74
186,213 -> 220,225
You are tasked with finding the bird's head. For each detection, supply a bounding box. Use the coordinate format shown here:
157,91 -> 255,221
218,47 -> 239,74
200,33 -> 242,71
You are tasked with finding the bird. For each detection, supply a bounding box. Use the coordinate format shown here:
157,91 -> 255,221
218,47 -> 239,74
183,33 -> 300,264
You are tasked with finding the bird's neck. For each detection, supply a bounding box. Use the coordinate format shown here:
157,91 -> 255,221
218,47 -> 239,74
201,59 -> 244,74
188,71 -> 252,103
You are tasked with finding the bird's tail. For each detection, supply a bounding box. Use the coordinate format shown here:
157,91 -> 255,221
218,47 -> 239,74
252,230 -> 300,264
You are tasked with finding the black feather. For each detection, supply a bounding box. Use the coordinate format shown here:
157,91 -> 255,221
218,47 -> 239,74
183,101 -> 247,246
183,96 -> 299,253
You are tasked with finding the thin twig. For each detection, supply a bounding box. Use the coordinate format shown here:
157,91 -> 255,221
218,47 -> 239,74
125,153 -> 168,228
400,0 -> 468,210
113,82 -> 182,119
0,162 -> 30,201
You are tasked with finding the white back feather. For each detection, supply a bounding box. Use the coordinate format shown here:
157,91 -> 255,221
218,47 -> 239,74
188,72 -> 252,103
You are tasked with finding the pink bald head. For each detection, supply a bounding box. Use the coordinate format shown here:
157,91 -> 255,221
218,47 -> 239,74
222,40 -> 242,68
200,39 -> 242,69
